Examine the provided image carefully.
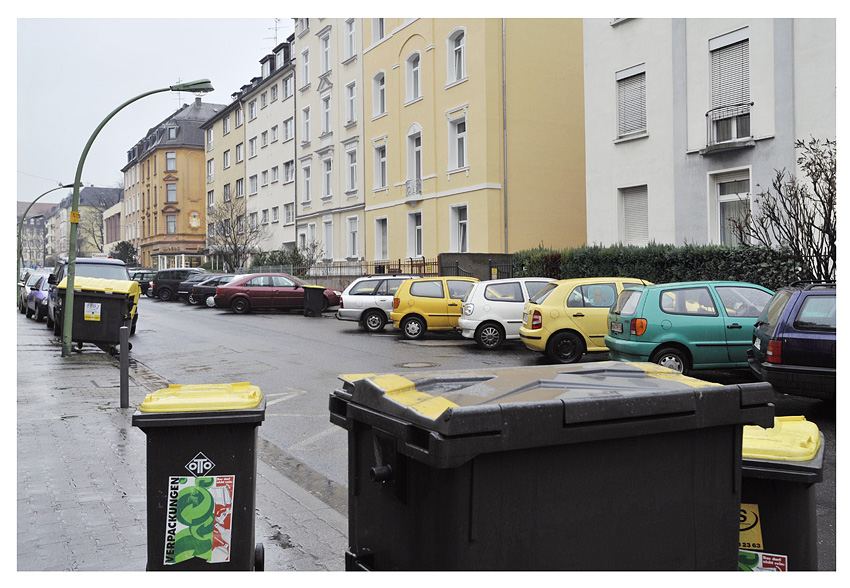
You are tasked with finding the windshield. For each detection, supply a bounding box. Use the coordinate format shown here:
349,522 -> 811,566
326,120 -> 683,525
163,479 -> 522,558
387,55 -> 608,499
75,264 -> 130,281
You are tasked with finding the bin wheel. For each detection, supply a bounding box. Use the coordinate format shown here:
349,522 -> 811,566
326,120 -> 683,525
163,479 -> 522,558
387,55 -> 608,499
546,331 -> 584,364
362,310 -> 386,332
254,543 -> 264,571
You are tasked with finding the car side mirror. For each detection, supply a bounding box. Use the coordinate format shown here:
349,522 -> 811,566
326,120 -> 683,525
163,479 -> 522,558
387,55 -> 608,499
47,274 -> 57,285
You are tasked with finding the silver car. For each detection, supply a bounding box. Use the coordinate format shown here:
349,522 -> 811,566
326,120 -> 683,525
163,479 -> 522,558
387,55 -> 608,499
337,274 -> 419,332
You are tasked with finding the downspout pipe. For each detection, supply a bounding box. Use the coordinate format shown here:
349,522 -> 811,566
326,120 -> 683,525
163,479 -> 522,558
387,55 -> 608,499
502,19 -> 509,254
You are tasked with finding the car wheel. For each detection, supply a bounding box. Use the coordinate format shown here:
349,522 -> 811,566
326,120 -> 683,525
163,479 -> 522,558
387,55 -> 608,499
362,310 -> 387,333
19,299 -> 26,314
35,307 -> 45,322
53,312 -> 62,336
400,316 -> 426,340
546,331 -> 585,364
651,347 -> 690,375
475,322 -> 506,350
205,296 -> 216,308
187,294 -> 197,305
321,296 -> 330,313
26,306 -> 34,319
231,298 -> 251,314
158,288 -> 173,302
46,313 -> 54,329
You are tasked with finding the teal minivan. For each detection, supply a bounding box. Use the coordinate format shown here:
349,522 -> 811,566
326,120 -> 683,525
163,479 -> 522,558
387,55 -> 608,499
605,281 -> 773,374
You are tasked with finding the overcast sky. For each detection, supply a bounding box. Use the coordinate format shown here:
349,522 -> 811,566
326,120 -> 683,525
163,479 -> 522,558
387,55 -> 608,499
16,17 -> 295,205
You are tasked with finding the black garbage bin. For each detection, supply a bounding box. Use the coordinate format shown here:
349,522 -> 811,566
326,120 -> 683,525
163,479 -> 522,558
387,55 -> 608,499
303,285 -> 326,317
132,382 -> 266,571
56,277 -> 140,350
738,416 -> 824,571
329,361 -> 775,571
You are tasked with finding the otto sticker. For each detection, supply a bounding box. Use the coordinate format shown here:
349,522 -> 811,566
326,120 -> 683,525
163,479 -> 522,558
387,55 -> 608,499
164,475 -> 235,565
83,302 -> 101,321
739,550 -> 788,571
185,452 -> 215,477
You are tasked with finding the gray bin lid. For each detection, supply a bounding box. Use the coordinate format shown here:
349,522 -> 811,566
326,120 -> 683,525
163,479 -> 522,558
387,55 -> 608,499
335,361 -> 775,439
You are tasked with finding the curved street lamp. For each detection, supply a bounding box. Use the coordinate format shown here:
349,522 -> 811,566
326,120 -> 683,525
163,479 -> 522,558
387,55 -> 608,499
61,79 -> 214,356
17,183 -> 77,303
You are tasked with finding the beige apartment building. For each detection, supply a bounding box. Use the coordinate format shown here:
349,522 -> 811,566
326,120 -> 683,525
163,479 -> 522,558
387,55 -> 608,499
361,18 -> 587,263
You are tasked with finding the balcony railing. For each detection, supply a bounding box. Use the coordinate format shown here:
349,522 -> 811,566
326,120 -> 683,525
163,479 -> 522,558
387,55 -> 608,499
705,102 -> 754,150
406,179 -> 422,197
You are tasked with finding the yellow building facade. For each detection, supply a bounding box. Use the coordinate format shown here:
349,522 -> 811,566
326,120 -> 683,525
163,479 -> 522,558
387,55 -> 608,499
362,18 -> 586,263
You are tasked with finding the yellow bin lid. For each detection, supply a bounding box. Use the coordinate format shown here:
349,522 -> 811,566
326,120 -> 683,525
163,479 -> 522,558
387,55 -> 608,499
58,276 -> 141,296
140,382 -> 263,413
743,416 -> 821,461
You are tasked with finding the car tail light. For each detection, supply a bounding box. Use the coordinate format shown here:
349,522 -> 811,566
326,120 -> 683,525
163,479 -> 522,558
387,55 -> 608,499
340,298 -> 344,308
393,297 -> 400,309
767,339 -> 782,364
531,310 -> 542,330
630,318 -> 647,336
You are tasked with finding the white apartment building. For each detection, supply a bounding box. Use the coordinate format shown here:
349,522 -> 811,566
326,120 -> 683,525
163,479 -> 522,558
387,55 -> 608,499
584,18 -> 836,247
294,18 -> 365,264
241,36 -> 298,254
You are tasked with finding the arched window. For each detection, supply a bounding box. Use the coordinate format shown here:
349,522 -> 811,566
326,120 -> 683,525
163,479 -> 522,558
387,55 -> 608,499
406,53 -> 421,102
447,29 -> 466,83
372,72 -> 386,116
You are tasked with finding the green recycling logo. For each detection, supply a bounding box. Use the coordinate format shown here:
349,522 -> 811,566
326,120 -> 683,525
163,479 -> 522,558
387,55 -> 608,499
164,475 -> 235,565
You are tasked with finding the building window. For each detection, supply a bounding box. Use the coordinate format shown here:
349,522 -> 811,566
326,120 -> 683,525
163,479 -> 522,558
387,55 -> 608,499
270,84 -> 278,102
320,34 -> 331,74
207,128 -> 214,151
235,108 -> 243,127
236,178 -> 244,198
167,127 -> 178,139
449,117 -> 467,170
346,82 -> 357,123
323,220 -> 334,259
347,216 -> 359,258
262,209 -> 269,225
321,95 -> 332,135
249,212 -> 258,230
236,143 -> 244,162
406,53 -> 421,102
451,205 -> 468,253
408,212 -> 423,258
273,206 -> 280,223
407,127 -> 422,195
249,137 -> 257,158
271,125 -> 278,142
616,64 -> 646,138
375,217 -> 388,260
284,161 -> 294,183
166,151 -> 177,171
166,215 -> 177,234
346,149 -> 357,192
260,92 -> 268,109
206,159 -> 214,183
237,215 -> 245,234
223,150 -> 231,169
283,117 -> 294,141
261,170 -> 268,186
223,115 -> 231,135
207,190 -> 214,208
372,18 -> 385,43
249,175 -> 258,195
302,164 -> 311,203
322,157 -> 333,198
709,29 -> 750,145
373,72 -> 386,117
284,203 -> 294,224
448,29 -> 466,83
621,185 -> 649,246
166,183 -> 177,203
271,166 -> 279,182
374,145 -> 387,189
345,19 -> 356,60
248,100 -> 257,121
261,131 -> 268,148
302,107 -> 311,143
223,184 -> 231,202
301,49 -> 310,86
283,76 -> 293,98
715,171 -> 751,245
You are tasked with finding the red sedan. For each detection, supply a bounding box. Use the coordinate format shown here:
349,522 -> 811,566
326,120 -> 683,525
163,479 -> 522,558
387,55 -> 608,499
213,273 -> 341,314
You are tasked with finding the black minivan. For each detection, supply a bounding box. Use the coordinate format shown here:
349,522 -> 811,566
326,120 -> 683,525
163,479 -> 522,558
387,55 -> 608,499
151,268 -> 205,301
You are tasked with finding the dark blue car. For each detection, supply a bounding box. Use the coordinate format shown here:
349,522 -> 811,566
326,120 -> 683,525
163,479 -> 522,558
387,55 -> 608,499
748,281 -> 836,401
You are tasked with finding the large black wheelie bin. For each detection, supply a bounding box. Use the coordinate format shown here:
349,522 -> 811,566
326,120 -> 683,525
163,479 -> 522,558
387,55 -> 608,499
56,276 -> 140,351
738,416 -> 824,571
132,382 -> 266,571
303,284 -> 326,316
329,361 -> 775,571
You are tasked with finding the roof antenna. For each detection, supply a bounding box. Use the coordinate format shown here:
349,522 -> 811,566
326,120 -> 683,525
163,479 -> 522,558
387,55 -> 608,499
266,18 -> 281,47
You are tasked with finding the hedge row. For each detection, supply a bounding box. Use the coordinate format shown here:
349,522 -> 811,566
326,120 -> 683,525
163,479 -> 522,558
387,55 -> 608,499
513,244 -> 803,291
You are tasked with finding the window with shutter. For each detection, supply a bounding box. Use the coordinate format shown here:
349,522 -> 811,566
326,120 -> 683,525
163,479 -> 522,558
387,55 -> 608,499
617,68 -> 646,138
622,185 -> 649,246
709,30 -> 750,144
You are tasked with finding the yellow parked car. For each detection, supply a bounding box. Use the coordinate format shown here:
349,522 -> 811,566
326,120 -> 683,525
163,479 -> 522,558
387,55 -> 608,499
519,276 -> 652,363
390,276 -> 479,340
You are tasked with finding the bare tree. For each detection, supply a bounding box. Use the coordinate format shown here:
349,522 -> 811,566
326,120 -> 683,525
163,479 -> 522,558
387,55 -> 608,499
206,197 -> 269,271
77,195 -> 116,255
730,138 -> 836,282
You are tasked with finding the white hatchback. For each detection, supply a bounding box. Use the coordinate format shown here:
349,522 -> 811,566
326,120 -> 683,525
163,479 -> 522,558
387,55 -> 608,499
337,274 -> 420,332
459,277 -> 553,349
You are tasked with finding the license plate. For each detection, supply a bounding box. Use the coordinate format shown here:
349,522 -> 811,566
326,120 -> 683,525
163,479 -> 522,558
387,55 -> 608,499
610,321 -> 623,334
523,313 -> 528,324
753,338 -> 761,350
